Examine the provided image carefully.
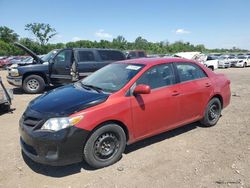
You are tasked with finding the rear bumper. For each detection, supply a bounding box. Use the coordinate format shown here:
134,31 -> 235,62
19,124 -> 90,166
7,76 -> 22,87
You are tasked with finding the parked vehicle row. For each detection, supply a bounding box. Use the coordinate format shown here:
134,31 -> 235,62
175,52 -> 250,69
174,52 -> 219,71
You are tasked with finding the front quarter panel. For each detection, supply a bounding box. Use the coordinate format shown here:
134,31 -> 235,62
73,95 -> 135,143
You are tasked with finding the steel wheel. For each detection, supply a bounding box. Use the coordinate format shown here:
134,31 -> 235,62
93,132 -> 120,161
23,75 -> 45,94
27,79 -> 40,91
83,124 -> 126,168
200,98 -> 222,127
208,103 -> 220,122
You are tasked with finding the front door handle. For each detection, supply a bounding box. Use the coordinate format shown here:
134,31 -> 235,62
65,66 -> 70,70
172,91 -> 180,96
205,83 -> 211,87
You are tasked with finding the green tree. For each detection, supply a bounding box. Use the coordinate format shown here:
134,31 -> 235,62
112,35 -> 127,50
0,26 -> 19,43
134,36 -> 148,50
25,23 -> 57,45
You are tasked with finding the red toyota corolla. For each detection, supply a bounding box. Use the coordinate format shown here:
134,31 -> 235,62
19,58 -> 231,168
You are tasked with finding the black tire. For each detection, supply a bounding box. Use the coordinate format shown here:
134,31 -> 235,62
83,124 -> 126,168
208,66 -> 214,71
200,98 -> 222,127
23,75 -> 45,94
243,62 -> 247,68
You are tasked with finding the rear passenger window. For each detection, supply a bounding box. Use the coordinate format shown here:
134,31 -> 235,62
136,64 -> 175,89
128,52 -> 137,58
78,51 -> 95,62
98,50 -> 125,61
176,63 -> 207,82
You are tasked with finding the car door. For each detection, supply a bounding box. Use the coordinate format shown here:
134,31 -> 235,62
174,62 -> 213,124
50,49 -> 73,84
77,50 -> 98,78
129,63 -> 181,139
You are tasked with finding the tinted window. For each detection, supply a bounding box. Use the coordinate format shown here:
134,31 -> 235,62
207,56 -> 214,60
78,51 -> 95,62
98,50 -> 125,61
137,64 -> 175,89
54,50 -> 72,66
176,63 -> 207,82
138,51 -> 146,57
128,52 -> 137,59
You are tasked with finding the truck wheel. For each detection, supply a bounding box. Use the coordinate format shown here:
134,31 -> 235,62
200,98 -> 221,127
208,66 -> 214,71
83,124 -> 126,168
23,75 -> 45,94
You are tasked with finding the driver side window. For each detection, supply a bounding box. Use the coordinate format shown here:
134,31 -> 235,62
136,63 -> 175,89
54,50 -> 72,66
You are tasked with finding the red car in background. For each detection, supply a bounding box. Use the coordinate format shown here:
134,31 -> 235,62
19,58 -> 231,168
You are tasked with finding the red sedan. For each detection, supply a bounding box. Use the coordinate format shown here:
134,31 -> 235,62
19,58 -> 231,168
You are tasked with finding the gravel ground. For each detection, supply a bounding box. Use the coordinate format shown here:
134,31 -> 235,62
0,68 -> 249,188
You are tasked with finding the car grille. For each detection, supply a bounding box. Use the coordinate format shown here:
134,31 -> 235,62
23,116 -> 42,127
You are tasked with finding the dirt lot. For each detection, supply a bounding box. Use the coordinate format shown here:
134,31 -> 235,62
0,68 -> 249,188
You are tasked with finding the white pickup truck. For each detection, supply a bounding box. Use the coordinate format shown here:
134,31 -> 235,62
174,52 -> 218,71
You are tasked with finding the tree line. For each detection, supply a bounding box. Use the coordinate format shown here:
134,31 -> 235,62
0,23 -> 248,56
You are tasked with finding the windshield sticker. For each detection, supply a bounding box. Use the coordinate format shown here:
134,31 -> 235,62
126,65 -> 141,70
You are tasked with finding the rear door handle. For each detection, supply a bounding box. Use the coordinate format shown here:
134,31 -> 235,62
172,91 -> 180,96
205,83 -> 211,87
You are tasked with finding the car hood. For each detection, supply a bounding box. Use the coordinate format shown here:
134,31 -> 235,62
14,42 -> 43,64
29,83 -> 110,116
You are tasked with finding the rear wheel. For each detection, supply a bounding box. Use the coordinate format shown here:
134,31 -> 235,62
243,62 -> 247,68
23,75 -> 45,94
200,98 -> 221,127
208,66 -> 214,71
83,124 -> 126,168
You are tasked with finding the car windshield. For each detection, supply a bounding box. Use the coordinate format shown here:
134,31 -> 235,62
81,63 -> 144,93
219,56 -> 227,60
41,50 -> 59,62
238,56 -> 247,59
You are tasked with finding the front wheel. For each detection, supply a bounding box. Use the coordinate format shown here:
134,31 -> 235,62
200,98 -> 222,127
23,75 -> 45,94
83,124 -> 126,168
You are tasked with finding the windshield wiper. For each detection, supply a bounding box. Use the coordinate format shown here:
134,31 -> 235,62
80,83 -> 103,93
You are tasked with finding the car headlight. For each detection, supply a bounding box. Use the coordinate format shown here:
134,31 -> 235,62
9,69 -> 19,77
41,115 -> 83,131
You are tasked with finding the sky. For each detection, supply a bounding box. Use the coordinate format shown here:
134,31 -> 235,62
0,0 -> 250,49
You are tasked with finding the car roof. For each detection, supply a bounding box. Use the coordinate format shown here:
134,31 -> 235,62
74,48 -> 122,52
118,57 -> 194,66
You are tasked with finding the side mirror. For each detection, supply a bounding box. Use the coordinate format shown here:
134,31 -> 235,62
133,84 -> 151,95
48,58 -> 54,64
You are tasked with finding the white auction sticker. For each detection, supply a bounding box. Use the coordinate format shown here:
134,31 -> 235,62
126,65 -> 141,70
